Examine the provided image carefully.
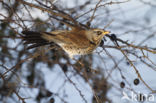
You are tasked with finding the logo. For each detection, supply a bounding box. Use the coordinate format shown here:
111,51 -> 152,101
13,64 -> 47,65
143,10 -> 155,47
121,91 -> 155,102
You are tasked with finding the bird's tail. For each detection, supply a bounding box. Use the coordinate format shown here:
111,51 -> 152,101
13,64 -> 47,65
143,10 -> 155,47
21,31 -> 52,49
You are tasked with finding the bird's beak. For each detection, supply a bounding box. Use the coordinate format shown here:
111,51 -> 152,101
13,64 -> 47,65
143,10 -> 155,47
103,31 -> 110,35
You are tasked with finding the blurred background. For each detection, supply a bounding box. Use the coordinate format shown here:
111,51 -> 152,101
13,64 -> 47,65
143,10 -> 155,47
0,0 -> 156,103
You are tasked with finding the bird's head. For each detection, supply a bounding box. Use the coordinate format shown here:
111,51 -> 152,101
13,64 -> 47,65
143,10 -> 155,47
86,29 -> 110,44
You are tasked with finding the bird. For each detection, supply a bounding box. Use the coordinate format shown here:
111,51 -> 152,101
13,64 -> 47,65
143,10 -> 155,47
21,28 -> 110,58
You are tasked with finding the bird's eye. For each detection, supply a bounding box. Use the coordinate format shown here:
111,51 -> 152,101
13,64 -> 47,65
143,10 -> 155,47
97,31 -> 102,35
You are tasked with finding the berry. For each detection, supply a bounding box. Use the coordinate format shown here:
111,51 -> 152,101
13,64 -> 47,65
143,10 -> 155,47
134,78 -> 140,85
110,34 -> 117,41
120,81 -> 125,88
62,64 -> 68,72
49,97 -> 55,103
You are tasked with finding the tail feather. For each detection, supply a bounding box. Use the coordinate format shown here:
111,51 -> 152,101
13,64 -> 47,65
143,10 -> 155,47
26,42 -> 51,49
21,31 -> 51,49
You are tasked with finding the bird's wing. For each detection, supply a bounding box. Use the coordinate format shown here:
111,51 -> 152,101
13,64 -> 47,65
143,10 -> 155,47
42,29 -> 91,48
42,30 -> 73,45
67,30 -> 92,48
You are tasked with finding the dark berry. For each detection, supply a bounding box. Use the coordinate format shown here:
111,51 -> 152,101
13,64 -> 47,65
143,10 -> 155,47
120,81 -> 125,88
110,34 -> 117,41
62,64 -> 68,72
134,78 -> 140,85
46,90 -> 53,97
126,61 -> 130,66
49,97 -> 55,103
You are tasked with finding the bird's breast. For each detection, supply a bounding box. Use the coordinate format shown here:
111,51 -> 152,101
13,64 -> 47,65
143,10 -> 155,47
62,44 -> 97,56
